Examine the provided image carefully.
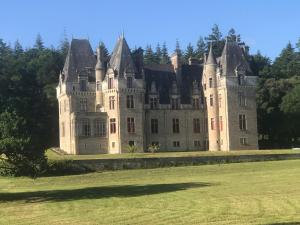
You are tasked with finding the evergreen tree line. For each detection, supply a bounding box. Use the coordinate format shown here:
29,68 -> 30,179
1,25 -> 300,176
143,24 -> 240,65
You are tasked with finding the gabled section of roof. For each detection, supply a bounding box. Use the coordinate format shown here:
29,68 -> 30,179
63,39 -> 96,82
109,36 -> 136,76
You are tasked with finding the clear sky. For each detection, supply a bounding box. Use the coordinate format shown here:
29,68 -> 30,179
1,0 -> 300,60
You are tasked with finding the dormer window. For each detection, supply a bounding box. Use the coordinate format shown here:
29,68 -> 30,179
127,77 -> 133,88
150,97 -> 158,109
79,80 -> 87,91
238,75 -> 245,85
171,98 -> 180,110
192,98 -> 200,109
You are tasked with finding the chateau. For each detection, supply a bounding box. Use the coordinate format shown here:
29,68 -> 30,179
57,36 -> 258,154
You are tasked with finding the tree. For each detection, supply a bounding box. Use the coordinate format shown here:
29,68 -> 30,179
99,41 -> 110,63
271,43 -> 300,79
161,42 -> 170,64
184,42 -> 195,63
0,111 -> 47,177
205,24 -> 225,57
174,39 -> 183,57
144,45 -> 156,64
59,29 -> 69,58
249,51 -> 271,77
154,43 -> 162,64
195,36 -> 206,59
227,28 -> 240,42
34,34 -> 44,50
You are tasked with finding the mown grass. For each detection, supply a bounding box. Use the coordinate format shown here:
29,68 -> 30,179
0,160 -> 300,224
47,148 -> 300,161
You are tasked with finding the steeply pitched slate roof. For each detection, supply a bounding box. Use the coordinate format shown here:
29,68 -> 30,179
144,67 -> 176,104
220,40 -> 253,76
63,39 -> 96,82
144,64 -> 203,104
181,64 -> 203,104
109,36 -> 136,76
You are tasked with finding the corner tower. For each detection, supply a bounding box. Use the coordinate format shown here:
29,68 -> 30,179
202,45 -> 220,151
217,39 -> 258,150
102,36 -> 145,153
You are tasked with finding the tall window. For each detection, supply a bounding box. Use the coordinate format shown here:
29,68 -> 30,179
108,78 -> 114,89
151,119 -> 158,134
127,95 -> 134,108
80,98 -> 87,112
110,118 -> 116,134
218,94 -> 222,108
94,119 -> 106,137
127,77 -> 133,88
209,78 -> 213,88
193,118 -> 201,133
79,119 -> 90,137
238,92 -> 246,107
172,118 -> 180,133
96,81 -> 100,91
211,118 -> 215,130
150,97 -> 158,109
79,80 -> 87,91
127,117 -> 135,133
239,114 -> 247,131
109,96 -> 115,110
209,94 -> 213,106
219,116 -> 223,131
192,98 -> 200,109
171,98 -> 179,110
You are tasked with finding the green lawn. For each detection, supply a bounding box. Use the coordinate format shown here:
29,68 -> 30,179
1,160 -> 300,225
47,148 -> 300,160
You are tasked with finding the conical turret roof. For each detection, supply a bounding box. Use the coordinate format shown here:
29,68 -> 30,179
109,36 -> 136,76
206,44 -> 216,65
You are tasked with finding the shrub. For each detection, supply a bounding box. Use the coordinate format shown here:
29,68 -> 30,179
147,144 -> 160,153
126,145 -> 138,154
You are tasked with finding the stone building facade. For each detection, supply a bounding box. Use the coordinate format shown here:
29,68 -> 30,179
57,36 -> 258,154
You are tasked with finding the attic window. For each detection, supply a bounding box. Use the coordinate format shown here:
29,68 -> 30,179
238,75 -> 245,85
127,77 -> 133,88
79,80 -> 87,91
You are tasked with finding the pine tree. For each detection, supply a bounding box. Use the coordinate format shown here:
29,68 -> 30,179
161,42 -> 170,64
205,24 -> 225,57
59,29 -> 69,58
184,42 -> 195,63
14,40 -> 23,54
144,45 -> 156,64
174,39 -> 183,58
154,43 -> 162,64
99,41 -> 110,62
227,28 -> 241,42
34,33 -> 44,50
196,36 -> 206,59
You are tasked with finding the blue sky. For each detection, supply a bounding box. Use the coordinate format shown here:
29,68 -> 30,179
1,0 -> 300,60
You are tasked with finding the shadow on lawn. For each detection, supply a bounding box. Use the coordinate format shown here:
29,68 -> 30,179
266,223 -> 300,225
0,182 -> 211,203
